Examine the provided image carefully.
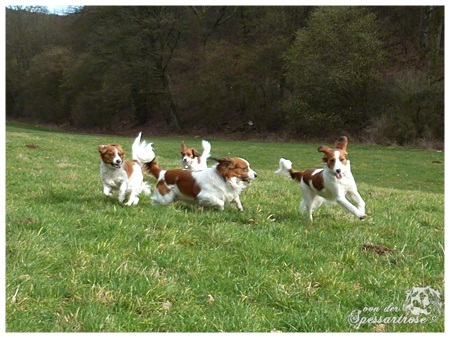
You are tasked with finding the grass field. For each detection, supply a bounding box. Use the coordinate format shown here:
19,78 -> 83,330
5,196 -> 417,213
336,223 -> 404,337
5,122 -> 444,332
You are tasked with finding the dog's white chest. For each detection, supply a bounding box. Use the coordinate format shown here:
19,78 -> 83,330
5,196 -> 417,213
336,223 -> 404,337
100,163 -> 127,187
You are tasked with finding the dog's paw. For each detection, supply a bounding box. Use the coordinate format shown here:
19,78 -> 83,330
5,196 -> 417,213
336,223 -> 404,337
125,197 -> 139,206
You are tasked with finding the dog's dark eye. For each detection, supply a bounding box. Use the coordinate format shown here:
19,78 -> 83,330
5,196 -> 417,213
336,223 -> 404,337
340,158 -> 345,162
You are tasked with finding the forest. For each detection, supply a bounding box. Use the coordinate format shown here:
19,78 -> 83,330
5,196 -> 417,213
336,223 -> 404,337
5,6 -> 444,146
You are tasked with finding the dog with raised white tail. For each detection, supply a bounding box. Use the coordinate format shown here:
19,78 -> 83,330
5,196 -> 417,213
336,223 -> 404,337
98,132 -> 154,206
144,155 -> 256,211
275,136 -> 366,221
181,140 -> 211,171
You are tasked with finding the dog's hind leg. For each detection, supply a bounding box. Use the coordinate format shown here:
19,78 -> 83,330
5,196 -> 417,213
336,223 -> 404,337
300,185 -> 316,221
197,193 -> 225,210
299,200 -> 313,221
301,196 -> 324,221
151,190 -> 175,205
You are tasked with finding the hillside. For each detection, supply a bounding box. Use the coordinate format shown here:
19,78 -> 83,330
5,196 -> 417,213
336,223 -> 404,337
5,6 -> 444,146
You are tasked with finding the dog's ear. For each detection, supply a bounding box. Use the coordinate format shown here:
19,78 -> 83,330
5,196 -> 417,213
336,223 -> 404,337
191,148 -> 201,158
181,141 -> 187,152
318,145 -> 331,162
217,158 -> 235,170
216,158 -> 236,180
98,145 -> 107,154
334,136 -> 348,151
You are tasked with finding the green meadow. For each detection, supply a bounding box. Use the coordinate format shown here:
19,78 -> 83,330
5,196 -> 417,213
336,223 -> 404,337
5,122 -> 444,332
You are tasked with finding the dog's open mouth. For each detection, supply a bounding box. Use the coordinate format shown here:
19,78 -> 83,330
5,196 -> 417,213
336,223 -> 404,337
112,163 -> 121,169
241,177 -> 251,184
336,173 -> 343,179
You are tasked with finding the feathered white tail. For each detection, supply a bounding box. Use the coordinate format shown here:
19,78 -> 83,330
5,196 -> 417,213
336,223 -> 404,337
201,140 -> 212,161
132,132 -> 156,164
274,158 -> 293,176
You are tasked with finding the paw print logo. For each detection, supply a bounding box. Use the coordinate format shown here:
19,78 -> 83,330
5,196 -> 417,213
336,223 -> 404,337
403,286 -> 442,317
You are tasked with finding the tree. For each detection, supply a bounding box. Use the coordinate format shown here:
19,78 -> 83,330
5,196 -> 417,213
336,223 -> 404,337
283,7 -> 386,137
6,7 -> 68,118
24,47 -> 74,123
189,6 -> 238,51
5,6 -> 444,144
174,7 -> 310,134
69,6 -> 183,130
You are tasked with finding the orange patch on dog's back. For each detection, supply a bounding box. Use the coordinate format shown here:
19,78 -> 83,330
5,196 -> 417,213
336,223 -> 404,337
289,168 -> 324,191
159,169 -> 200,198
301,169 -> 324,191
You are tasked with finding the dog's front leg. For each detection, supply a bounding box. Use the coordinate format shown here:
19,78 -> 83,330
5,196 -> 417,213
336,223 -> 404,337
233,196 -> 244,211
125,193 -> 139,206
103,185 -> 114,197
346,189 -> 366,216
118,182 -> 127,203
336,196 -> 366,220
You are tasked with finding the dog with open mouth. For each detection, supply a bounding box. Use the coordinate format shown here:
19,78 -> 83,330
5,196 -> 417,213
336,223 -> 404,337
275,136 -> 366,221
144,155 -> 257,211
98,132 -> 154,205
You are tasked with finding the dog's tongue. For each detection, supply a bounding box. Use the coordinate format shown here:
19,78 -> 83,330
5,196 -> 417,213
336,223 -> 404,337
336,173 -> 343,179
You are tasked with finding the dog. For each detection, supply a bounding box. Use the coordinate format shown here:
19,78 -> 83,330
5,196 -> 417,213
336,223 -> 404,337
181,140 -> 211,170
275,136 -> 366,221
98,132 -> 154,206
143,155 -> 257,211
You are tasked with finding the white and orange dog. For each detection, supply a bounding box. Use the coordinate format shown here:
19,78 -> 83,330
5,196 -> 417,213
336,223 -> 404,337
144,155 -> 257,211
181,140 -> 211,171
98,132 -> 154,206
275,136 -> 366,221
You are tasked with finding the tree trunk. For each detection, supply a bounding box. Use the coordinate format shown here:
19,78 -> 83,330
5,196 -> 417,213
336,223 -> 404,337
162,73 -> 182,131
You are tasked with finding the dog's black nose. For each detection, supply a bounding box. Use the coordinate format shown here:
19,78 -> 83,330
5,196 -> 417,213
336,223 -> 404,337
336,169 -> 341,174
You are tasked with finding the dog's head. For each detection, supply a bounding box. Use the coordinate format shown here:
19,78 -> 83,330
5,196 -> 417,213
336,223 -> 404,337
318,136 -> 349,179
215,157 -> 257,184
181,141 -> 201,169
98,144 -> 124,169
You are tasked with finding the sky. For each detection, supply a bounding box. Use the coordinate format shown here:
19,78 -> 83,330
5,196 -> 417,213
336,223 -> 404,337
46,5 -> 70,14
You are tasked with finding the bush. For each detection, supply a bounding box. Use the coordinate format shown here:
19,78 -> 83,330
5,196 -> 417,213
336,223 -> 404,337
283,7 -> 386,136
366,69 -> 444,146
